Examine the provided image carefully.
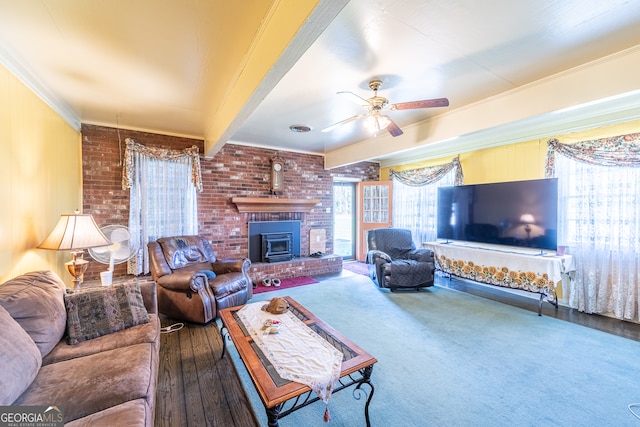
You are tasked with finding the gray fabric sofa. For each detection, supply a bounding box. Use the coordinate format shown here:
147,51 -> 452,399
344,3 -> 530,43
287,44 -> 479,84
0,270 -> 160,426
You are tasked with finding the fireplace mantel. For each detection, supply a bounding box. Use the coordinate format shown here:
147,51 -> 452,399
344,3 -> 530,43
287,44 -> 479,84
232,197 -> 320,213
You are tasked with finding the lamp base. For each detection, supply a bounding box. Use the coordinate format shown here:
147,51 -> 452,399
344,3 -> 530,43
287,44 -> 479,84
66,255 -> 89,291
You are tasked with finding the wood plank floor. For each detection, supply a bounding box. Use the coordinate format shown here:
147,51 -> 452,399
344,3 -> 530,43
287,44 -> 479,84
156,314 -> 259,427
154,268 -> 640,427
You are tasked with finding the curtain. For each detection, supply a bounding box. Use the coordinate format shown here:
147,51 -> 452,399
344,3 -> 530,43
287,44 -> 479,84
123,138 -> 202,275
546,133 -> 640,321
390,158 -> 463,248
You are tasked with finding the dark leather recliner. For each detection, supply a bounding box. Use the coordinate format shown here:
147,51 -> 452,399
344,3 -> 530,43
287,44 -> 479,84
366,228 -> 435,291
148,235 -> 252,324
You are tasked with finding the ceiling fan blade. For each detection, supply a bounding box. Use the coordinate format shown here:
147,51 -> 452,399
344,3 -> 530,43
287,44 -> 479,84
321,114 -> 365,133
392,97 -> 449,110
386,117 -> 404,137
337,91 -> 370,106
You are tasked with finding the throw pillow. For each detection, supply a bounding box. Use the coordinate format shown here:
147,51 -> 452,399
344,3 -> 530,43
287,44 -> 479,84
64,281 -> 149,345
200,270 -> 217,280
0,304 -> 42,405
0,270 -> 67,357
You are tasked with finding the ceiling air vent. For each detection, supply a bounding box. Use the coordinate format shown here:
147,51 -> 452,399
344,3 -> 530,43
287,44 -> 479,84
289,124 -> 312,133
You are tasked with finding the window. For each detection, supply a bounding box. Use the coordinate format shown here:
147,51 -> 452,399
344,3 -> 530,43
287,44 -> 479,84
549,135 -> 640,321
363,184 -> 389,223
392,169 -> 456,248
556,155 -> 640,251
123,139 -> 201,274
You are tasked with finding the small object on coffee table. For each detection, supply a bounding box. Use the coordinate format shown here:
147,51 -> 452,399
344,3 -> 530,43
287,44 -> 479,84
261,297 -> 289,315
262,319 -> 281,334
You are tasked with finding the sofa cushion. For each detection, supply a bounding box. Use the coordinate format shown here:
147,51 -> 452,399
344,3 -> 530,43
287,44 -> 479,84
387,259 -> 434,287
43,313 -> 159,365
0,304 -> 42,405
14,342 -> 157,424
65,399 -> 151,427
64,281 -> 149,345
0,270 -> 67,357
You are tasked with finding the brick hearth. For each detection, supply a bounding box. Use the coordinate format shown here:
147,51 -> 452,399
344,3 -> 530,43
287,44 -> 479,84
248,254 -> 342,285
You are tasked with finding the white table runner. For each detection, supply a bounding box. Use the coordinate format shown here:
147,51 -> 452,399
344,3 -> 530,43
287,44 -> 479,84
237,302 -> 343,409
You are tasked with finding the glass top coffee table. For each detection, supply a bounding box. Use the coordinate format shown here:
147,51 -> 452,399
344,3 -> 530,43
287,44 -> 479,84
219,296 -> 377,427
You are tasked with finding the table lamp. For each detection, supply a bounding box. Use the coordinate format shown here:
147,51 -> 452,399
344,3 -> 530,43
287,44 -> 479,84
38,212 -> 111,290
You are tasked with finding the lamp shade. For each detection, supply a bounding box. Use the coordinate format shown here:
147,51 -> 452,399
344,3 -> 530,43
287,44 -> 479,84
38,214 -> 111,250
519,214 -> 535,224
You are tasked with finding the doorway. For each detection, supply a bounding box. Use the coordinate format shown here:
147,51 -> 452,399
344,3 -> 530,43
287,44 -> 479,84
356,181 -> 392,261
333,181 -> 356,260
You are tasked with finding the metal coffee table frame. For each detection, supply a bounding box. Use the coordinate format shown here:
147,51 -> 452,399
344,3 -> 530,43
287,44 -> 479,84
219,296 -> 377,427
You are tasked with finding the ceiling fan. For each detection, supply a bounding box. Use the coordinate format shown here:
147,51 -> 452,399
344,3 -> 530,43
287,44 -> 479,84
321,79 -> 449,137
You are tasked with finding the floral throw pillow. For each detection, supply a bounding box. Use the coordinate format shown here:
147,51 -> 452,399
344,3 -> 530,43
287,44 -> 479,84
64,281 -> 149,345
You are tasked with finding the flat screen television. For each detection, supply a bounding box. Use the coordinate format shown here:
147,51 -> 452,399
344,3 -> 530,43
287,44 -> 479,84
437,178 -> 558,251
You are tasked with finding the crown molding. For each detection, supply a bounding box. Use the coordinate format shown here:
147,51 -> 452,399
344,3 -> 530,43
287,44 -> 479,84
0,41 -> 81,131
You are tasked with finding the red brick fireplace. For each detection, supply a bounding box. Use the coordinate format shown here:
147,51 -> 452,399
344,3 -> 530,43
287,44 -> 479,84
81,124 -> 379,282
234,198 -> 344,283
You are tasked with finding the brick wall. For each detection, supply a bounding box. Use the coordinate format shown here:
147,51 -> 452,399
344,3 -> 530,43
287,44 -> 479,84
81,124 -> 379,280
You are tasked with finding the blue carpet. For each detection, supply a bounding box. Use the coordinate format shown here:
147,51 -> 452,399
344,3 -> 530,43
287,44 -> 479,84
225,274 -> 640,426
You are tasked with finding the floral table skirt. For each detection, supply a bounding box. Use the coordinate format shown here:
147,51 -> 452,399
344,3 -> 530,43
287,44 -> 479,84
424,242 -> 575,299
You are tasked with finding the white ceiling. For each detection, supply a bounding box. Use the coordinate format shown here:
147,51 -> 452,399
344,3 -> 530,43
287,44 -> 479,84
1,0 -> 640,168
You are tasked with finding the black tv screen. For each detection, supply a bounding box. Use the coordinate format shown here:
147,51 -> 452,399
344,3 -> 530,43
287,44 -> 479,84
437,178 -> 558,251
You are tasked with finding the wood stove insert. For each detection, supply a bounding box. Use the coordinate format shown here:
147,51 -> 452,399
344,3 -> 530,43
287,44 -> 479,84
261,232 -> 294,263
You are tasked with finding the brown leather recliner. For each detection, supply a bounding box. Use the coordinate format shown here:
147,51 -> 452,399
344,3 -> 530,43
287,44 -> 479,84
148,235 -> 252,324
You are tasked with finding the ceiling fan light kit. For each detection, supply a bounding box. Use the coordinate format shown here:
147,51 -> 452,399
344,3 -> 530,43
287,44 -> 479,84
364,113 -> 391,133
322,79 -> 449,137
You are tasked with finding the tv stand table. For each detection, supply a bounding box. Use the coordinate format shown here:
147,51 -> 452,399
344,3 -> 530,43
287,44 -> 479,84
423,241 -> 575,315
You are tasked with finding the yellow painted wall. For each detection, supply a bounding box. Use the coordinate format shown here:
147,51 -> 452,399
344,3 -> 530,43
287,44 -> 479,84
381,119 -> 640,301
0,63 -> 81,283
381,119 -> 640,184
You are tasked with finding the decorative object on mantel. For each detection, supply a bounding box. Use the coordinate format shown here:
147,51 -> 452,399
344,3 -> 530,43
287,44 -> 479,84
232,197 -> 320,213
